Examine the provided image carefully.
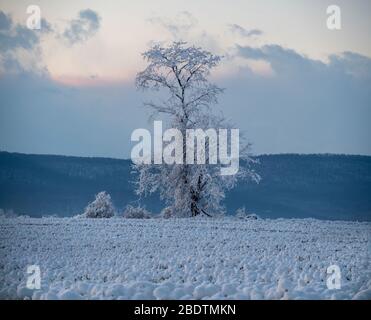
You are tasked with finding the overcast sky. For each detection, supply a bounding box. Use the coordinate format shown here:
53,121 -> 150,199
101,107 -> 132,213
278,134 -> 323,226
0,0 -> 370,158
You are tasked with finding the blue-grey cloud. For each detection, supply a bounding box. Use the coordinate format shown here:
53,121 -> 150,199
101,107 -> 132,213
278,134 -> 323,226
236,44 -> 371,84
0,12 -> 39,52
0,11 -> 53,53
0,11 -> 53,76
229,24 -> 263,37
0,11 -> 12,31
0,72 -> 147,158
236,44 -> 321,76
63,9 -> 101,45
218,44 -> 371,155
328,51 -> 371,80
40,18 -> 53,34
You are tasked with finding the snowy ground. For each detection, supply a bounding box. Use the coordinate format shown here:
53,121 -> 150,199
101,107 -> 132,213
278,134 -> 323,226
0,217 -> 370,300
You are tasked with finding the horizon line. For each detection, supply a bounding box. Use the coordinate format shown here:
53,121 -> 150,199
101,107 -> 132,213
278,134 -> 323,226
1,150 -> 371,160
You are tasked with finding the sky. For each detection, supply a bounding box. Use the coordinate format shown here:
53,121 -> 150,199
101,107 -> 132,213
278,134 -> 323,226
0,0 -> 370,158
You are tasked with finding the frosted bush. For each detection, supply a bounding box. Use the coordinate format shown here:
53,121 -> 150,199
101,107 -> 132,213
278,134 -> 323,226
123,205 -> 151,219
84,191 -> 115,218
235,206 -> 259,220
160,207 -> 173,219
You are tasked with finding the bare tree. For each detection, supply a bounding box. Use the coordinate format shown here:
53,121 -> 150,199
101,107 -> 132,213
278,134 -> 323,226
134,41 -> 259,217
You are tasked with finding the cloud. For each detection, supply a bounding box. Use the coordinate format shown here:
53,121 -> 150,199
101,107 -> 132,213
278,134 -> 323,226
148,11 -> 197,39
0,8 -> 101,75
0,12 -> 39,52
236,44 -> 371,81
0,11 -> 12,31
0,11 -> 53,75
147,12 -> 224,54
216,44 -> 371,154
0,11 -> 53,53
0,71 -> 148,158
40,18 -> 53,34
328,51 -> 371,80
63,9 -> 101,45
229,24 -> 263,38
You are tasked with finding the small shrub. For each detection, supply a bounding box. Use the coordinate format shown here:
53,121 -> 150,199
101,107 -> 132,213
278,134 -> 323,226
235,206 -> 259,220
160,207 -> 173,219
123,205 -> 151,219
84,191 -> 115,218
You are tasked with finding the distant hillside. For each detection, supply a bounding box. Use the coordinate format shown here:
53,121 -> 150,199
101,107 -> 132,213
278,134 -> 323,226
0,151 -> 370,220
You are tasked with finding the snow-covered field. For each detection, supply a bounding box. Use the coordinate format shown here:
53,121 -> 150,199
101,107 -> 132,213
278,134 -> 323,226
0,217 -> 370,300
